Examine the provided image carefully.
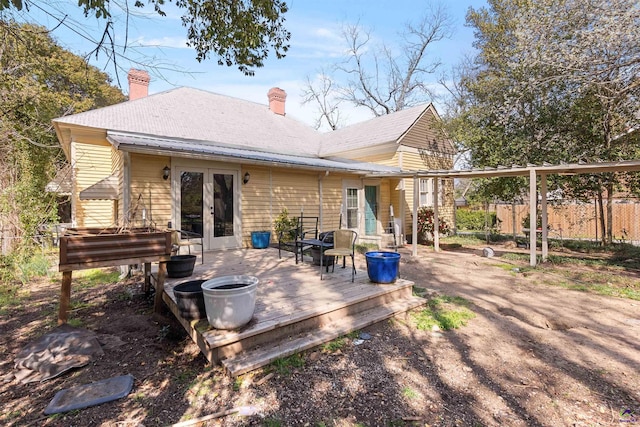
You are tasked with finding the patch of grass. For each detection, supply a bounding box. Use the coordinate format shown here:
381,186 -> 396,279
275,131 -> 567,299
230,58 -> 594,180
321,331 -> 360,352
16,253 -> 52,284
189,378 -> 217,400
3,410 -> 23,421
270,353 -> 305,376
443,232 -> 511,245
346,330 -> 360,339
501,252 -> 528,262
494,263 -> 516,271
70,301 -> 93,311
264,418 -> 282,427
322,336 -> 346,353
545,278 -> 640,301
67,318 -> 84,328
74,269 -> 121,290
412,295 -> 475,331
232,376 -> 243,391
402,386 -> 418,399
0,284 -> 28,313
174,369 -> 196,384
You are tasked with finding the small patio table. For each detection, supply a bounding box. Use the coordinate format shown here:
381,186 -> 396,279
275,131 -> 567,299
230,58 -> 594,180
296,238 -> 334,270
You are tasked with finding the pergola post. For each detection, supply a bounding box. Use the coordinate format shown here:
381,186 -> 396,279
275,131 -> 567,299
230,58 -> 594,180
540,173 -> 548,261
529,168 -> 537,267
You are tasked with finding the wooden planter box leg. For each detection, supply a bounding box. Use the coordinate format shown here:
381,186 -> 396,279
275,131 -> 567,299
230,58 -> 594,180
143,263 -> 151,293
154,262 -> 167,313
59,271 -> 72,325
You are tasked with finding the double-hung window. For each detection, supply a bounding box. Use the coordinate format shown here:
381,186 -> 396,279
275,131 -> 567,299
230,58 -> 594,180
346,188 -> 358,228
419,178 -> 442,207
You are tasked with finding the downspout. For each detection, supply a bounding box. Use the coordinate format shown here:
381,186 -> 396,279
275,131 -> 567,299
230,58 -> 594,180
269,168 -> 273,231
319,172 -> 325,230
123,152 -> 131,221
412,174 -> 418,257
71,141 -> 77,226
399,151 -> 405,244
433,178 -> 440,252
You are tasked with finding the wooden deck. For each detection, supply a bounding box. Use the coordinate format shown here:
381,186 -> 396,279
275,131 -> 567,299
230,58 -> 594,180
159,248 -> 425,376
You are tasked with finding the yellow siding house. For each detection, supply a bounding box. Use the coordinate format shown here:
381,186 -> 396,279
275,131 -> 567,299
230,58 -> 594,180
52,70 -> 455,251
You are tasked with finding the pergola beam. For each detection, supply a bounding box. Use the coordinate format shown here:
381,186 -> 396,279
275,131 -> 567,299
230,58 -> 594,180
369,158 -> 640,266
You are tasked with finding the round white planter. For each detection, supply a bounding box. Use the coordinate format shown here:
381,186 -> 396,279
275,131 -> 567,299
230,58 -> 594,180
201,275 -> 258,329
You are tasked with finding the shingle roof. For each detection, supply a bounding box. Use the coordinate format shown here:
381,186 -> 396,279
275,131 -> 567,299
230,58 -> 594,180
53,87 -> 451,166
319,104 -> 430,156
53,87 -> 322,157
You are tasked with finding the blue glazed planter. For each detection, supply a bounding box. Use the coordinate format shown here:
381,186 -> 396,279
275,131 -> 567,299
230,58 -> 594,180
251,231 -> 271,249
365,251 -> 401,283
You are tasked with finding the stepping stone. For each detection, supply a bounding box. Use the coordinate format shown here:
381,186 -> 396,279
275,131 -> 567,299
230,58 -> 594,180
44,374 -> 134,415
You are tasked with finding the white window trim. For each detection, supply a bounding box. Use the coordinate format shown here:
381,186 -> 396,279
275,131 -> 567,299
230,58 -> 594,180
419,178 -> 443,207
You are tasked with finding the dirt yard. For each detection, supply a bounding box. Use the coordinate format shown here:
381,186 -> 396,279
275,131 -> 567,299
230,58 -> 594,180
1,243 -> 639,426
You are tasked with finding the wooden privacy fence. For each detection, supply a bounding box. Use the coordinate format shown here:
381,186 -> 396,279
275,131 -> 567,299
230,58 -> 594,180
491,201 -> 640,242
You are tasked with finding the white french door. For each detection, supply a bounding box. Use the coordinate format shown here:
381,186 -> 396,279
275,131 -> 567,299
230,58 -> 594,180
177,167 -> 240,250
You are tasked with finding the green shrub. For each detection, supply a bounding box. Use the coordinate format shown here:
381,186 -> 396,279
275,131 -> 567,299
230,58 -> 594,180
456,209 -> 498,231
273,208 -> 298,242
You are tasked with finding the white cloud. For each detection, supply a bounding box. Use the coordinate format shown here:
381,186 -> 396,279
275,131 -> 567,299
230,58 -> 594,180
133,36 -> 189,49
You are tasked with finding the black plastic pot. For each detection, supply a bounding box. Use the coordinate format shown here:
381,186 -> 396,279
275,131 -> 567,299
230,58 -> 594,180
311,247 -> 334,266
173,279 -> 206,320
166,255 -> 197,278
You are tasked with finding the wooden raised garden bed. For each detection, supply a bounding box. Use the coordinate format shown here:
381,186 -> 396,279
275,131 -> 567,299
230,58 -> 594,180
57,227 -> 173,324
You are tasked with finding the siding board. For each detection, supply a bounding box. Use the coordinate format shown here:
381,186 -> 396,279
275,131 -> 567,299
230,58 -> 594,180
129,153 -> 171,228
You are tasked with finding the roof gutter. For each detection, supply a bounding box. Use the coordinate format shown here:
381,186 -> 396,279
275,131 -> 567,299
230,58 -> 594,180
113,143 -> 396,176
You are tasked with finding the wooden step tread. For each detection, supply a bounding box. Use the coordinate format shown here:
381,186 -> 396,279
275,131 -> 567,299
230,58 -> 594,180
221,296 -> 426,376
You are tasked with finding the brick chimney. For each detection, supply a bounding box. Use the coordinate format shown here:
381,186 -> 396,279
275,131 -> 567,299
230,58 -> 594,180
267,87 -> 287,116
127,69 -> 150,101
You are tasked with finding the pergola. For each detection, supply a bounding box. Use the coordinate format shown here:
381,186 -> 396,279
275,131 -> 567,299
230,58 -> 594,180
368,159 -> 640,266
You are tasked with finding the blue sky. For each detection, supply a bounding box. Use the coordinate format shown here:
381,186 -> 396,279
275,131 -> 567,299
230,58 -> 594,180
19,0 -> 486,129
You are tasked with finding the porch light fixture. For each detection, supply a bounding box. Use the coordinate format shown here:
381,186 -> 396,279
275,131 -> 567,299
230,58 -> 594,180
243,172 -> 250,184
162,165 -> 170,180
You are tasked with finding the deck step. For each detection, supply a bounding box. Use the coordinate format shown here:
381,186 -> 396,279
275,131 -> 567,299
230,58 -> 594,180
221,295 -> 426,376
207,279 -> 414,356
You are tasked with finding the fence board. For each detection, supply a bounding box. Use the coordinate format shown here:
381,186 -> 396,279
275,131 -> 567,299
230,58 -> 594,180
490,202 -> 640,242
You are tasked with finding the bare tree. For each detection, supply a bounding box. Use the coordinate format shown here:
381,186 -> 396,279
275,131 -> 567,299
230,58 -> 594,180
301,71 -> 343,130
301,3 -> 453,126
338,3 -> 453,116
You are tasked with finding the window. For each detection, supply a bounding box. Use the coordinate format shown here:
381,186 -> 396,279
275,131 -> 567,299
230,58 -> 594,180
419,178 -> 443,207
346,188 -> 358,228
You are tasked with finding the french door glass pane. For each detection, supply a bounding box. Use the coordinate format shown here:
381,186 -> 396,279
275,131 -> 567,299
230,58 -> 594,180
180,171 -> 203,236
213,173 -> 234,237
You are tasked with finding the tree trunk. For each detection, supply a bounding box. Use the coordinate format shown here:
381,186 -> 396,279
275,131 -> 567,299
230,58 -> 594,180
606,181 -> 614,244
597,190 -> 606,245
